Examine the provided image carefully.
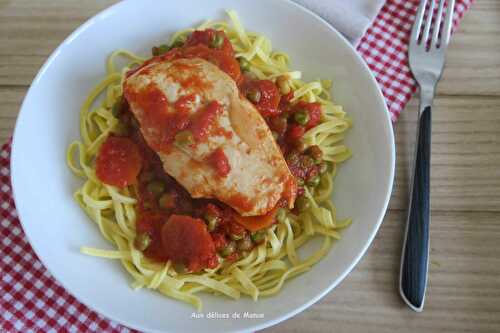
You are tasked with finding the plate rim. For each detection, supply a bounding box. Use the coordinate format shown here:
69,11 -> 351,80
10,0 -> 396,332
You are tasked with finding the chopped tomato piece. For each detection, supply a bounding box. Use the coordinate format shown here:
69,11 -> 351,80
185,29 -> 235,56
242,80 -> 281,117
280,91 -> 294,105
127,42 -> 242,85
95,136 -> 142,188
190,101 -> 223,141
208,148 -> 231,177
286,124 -> 305,142
233,207 -> 278,232
181,45 -> 242,84
161,215 -> 218,272
135,211 -> 169,261
294,101 -> 322,129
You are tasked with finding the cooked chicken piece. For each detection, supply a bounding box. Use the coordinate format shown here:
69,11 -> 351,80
123,57 -> 296,216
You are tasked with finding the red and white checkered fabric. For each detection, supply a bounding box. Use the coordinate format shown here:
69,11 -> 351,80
0,1 -> 473,331
358,0 -> 473,121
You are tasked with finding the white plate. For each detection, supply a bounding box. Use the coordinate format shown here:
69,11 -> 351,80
11,0 -> 395,332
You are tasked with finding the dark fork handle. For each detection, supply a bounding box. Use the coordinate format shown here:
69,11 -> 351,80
400,105 -> 431,312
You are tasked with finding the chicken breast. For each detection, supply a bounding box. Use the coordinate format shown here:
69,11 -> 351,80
123,57 -> 296,216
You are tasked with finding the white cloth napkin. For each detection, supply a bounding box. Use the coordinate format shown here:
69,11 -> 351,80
293,0 -> 386,45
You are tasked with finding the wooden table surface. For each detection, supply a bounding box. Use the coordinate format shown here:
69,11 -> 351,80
1,1 -> 499,332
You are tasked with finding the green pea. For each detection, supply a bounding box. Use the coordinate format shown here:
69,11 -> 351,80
173,263 -> 187,274
270,115 -> 288,134
174,130 -> 194,146
210,33 -> 224,49
294,141 -> 306,153
276,208 -> 287,223
237,236 -> 253,251
238,57 -> 251,72
307,145 -> 323,163
293,110 -> 310,125
307,175 -> 321,188
134,233 -> 151,251
139,171 -> 155,183
111,123 -> 129,136
142,200 -> 154,210
170,36 -> 186,49
111,97 -> 123,118
246,89 -> 261,103
250,230 -> 266,244
220,241 -> 236,257
147,180 -> 165,196
204,212 -> 219,232
152,44 -> 170,56
158,193 -> 175,210
295,196 -> 310,212
318,161 -> 328,174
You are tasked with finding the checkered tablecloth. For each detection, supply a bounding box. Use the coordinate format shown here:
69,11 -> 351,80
0,0 -> 473,332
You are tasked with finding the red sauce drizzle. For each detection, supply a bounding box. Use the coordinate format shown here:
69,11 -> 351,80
114,29 -> 331,269
174,94 -> 197,114
124,83 -> 191,152
226,194 -> 254,213
208,148 -> 231,177
190,101 -> 223,141
161,215 -> 218,272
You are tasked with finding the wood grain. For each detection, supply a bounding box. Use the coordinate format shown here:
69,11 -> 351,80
0,0 -> 499,95
439,0 -> 500,96
0,1 -> 499,332
266,210 -> 500,333
3,88 -> 499,212
390,96 -> 500,212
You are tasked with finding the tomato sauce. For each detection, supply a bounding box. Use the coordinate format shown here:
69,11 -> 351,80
241,79 -> 281,117
108,29 -> 327,271
127,29 -> 241,84
173,94 -> 197,114
105,104 -> 261,269
95,136 -> 142,188
161,215 -> 218,272
123,83 -> 190,152
207,148 -> 231,177
190,101 -> 224,141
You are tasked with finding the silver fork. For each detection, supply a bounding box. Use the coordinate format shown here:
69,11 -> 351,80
399,0 -> 455,312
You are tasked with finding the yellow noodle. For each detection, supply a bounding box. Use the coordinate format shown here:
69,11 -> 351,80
67,10 -> 352,310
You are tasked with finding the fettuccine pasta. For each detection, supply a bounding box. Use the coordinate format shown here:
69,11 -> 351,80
67,10 -> 351,310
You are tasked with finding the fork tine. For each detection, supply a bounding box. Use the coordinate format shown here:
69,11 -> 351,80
422,0 -> 436,44
431,0 -> 446,47
441,0 -> 455,47
411,0 -> 428,42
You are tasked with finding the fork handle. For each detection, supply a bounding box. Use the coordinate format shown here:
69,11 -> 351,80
400,104 -> 431,312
